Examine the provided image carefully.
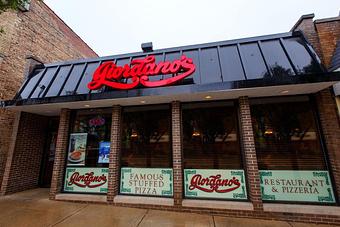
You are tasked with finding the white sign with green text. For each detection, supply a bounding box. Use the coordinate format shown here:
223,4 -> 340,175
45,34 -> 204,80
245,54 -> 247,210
259,170 -> 335,203
64,167 -> 108,194
184,169 -> 247,200
120,167 -> 173,197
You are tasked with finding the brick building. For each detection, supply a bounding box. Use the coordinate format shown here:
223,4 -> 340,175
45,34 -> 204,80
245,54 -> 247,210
0,0 -> 97,187
1,7 -> 340,225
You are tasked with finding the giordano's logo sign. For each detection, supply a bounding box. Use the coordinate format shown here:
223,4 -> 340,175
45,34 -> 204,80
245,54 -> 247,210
87,55 -> 195,90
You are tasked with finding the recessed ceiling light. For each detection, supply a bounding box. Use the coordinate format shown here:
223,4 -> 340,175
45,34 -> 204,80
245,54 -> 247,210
84,104 -> 90,107
205,95 -> 212,99
140,100 -> 146,104
280,90 -> 289,94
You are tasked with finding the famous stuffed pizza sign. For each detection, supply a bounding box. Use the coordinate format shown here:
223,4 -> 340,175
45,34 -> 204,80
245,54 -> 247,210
184,169 -> 247,200
120,168 -> 173,197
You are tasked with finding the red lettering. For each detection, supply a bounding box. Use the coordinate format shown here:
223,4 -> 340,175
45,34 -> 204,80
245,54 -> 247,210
188,174 -> 241,193
87,55 -> 195,90
68,172 -> 107,188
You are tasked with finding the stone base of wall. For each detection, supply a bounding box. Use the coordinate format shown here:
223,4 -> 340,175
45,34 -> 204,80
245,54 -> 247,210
53,196 -> 340,225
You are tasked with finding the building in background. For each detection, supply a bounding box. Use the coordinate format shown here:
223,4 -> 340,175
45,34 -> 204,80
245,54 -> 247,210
1,6 -> 340,226
0,0 -> 97,187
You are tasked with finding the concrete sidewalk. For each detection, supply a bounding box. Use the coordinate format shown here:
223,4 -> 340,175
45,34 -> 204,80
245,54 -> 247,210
0,189 -> 335,227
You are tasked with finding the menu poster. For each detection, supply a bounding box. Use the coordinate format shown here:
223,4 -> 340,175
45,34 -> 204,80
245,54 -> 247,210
98,142 -> 110,164
67,133 -> 87,166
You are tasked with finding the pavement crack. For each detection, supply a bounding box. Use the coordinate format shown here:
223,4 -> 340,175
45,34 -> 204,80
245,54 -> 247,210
212,215 -> 216,227
49,204 -> 88,227
137,209 -> 149,227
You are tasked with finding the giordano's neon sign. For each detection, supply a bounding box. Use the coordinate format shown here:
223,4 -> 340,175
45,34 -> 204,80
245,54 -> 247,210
88,55 -> 195,90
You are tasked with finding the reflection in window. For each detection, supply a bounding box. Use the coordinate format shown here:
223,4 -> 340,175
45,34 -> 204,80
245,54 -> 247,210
182,102 -> 242,169
283,37 -> 322,74
70,108 -> 112,167
251,98 -> 327,170
121,105 -> 171,168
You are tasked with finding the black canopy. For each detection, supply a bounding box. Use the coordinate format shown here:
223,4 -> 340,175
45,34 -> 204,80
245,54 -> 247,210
3,31 -> 340,109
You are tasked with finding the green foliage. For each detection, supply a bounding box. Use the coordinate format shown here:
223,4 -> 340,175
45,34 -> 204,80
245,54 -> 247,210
0,0 -> 30,14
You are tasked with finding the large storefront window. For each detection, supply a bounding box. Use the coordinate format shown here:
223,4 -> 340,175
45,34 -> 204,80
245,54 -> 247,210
63,108 -> 111,194
182,102 -> 247,200
120,105 -> 173,197
251,97 -> 335,203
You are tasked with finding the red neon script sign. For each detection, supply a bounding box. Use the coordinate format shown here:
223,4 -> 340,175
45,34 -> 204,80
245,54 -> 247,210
87,55 -> 195,90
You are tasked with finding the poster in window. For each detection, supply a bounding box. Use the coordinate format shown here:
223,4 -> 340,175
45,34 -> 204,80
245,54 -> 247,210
64,167 -> 108,193
98,142 -> 110,164
184,169 -> 247,200
259,170 -> 336,203
67,133 -> 87,166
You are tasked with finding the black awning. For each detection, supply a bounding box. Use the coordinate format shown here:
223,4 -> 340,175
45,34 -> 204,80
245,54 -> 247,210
4,31 -> 340,107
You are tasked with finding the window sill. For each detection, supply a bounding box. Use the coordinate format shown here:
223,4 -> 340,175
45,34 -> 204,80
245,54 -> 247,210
114,195 -> 174,206
263,203 -> 340,216
55,193 -> 107,203
182,199 -> 253,210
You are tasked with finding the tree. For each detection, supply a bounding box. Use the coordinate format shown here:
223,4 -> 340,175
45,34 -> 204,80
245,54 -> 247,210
0,0 -> 30,13
0,0 -> 31,33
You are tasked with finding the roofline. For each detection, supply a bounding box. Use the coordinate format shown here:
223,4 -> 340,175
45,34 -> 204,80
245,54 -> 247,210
315,16 -> 340,24
40,0 -> 98,57
290,13 -> 315,32
42,31 -> 296,67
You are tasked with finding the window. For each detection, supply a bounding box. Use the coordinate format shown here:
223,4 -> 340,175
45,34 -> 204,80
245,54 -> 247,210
63,108 -> 111,194
121,105 -> 171,168
251,97 -> 335,203
182,101 -> 247,200
120,105 -> 173,197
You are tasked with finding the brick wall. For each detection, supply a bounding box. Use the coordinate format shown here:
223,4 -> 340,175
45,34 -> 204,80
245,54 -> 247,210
49,109 -> 71,199
0,0 -> 97,188
315,18 -> 340,68
0,112 -> 48,195
107,106 -> 122,203
171,101 -> 183,207
315,89 -> 340,200
238,97 -> 263,211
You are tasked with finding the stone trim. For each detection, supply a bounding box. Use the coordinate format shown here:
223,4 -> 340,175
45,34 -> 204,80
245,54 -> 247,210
263,203 -> 340,216
55,193 -> 107,203
182,199 -> 254,210
114,195 -> 174,206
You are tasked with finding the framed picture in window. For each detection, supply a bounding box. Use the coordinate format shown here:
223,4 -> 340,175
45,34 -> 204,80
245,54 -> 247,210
98,142 -> 110,164
67,133 -> 87,166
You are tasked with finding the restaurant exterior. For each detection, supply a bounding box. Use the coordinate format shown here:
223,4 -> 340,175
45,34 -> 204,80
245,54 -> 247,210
1,14 -> 340,225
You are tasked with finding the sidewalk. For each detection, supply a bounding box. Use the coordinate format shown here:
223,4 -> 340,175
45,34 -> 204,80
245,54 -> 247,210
0,189 -> 335,227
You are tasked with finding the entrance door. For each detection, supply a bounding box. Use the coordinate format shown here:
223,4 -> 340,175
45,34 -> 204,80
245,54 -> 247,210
39,118 -> 59,187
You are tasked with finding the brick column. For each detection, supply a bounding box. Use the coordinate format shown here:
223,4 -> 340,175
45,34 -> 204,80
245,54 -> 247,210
238,97 -> 263,211
0,112 -> 21,195
316,89 -> 340,200
171,101 -> 183,207
107,105 -> 122,203
50,108 -> 71,200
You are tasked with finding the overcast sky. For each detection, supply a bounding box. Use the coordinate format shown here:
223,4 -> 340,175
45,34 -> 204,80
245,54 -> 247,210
44,0 -> 339,57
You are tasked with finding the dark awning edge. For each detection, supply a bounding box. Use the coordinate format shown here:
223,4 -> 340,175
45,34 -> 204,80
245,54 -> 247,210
3,71 -> 340,108
4,30 -> 332,106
